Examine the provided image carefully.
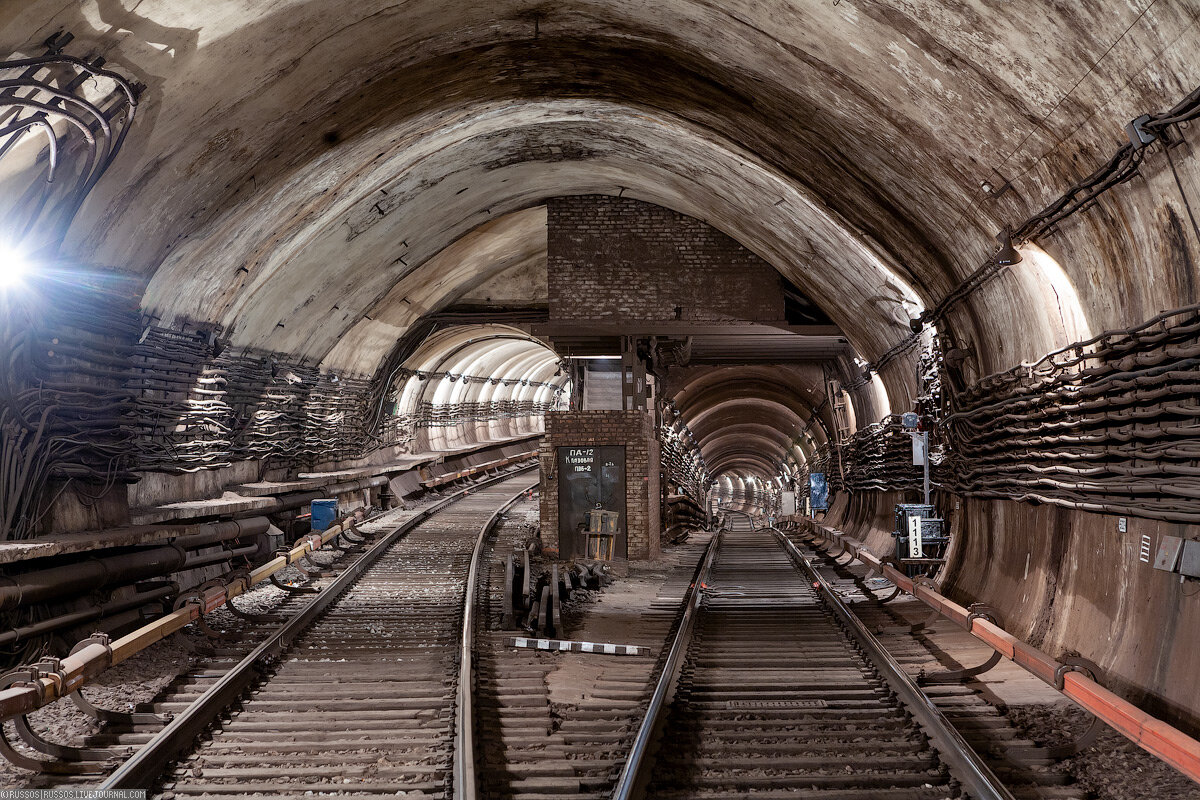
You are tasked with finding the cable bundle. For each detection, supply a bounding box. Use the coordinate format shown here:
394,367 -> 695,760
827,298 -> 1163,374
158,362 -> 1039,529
940,303 -> 1200,522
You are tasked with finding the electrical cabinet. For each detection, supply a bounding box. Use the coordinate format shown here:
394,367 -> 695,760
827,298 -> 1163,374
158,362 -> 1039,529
892,504 -> 948,577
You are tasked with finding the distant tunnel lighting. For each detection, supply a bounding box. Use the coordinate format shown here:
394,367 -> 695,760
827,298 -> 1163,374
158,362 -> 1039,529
0,243 -> 32,288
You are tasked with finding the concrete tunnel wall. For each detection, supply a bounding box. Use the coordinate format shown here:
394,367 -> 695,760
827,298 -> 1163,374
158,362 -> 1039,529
2,0 -> 1200,732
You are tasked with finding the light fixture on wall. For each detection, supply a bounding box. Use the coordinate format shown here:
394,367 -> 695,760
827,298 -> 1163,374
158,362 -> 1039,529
0,241 -> 33,288
995,227 -> 1023,266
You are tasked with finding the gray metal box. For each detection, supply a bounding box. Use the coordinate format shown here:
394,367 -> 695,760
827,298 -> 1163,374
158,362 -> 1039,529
1153,535 -> 1184,572
1179,540 -> 1200,579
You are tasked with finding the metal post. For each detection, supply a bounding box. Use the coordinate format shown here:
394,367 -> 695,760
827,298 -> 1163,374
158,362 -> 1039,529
922,430 -> 930,505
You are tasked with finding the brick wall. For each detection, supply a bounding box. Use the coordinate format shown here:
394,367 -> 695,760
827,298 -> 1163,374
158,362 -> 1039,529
539,410 -> 661,561
547,195 -> 784,323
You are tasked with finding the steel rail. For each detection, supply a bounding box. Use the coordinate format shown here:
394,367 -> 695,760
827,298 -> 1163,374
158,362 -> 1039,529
770,527 -> 1017,800
452,478 -> 539,800
100,465 -> 535,790
611,532 -> 721,800
794,517 -> 1200,784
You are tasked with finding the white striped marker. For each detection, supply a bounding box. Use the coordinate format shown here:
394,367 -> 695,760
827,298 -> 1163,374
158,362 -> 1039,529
505,636 -> 649,656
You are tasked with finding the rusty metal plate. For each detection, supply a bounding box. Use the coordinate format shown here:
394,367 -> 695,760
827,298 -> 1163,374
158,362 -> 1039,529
726,699 -> 828,709
1153,536 -> 1184,572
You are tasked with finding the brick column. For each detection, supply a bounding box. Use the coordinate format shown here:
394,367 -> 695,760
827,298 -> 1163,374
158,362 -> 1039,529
539,410 -> 661,560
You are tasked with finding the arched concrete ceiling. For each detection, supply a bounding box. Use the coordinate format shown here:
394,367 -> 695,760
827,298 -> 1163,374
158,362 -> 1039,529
5,0 -> 1198,395
323,206 -> 547,373
133,100 -> 918,374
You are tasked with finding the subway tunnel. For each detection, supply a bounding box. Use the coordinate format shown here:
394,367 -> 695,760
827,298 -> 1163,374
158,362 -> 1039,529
0,1 -> 1199,796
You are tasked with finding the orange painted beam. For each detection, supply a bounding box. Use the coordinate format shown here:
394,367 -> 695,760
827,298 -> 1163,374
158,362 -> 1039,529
0,508 -> 368,721
793,515 -> 1200,786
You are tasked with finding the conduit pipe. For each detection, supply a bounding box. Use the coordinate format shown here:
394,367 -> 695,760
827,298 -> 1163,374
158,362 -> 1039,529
0,541 -> 260,645
787,516 -> 1200,785
0,509 -> 364,721
0,583 -> 177,647
0,518 -> 270,610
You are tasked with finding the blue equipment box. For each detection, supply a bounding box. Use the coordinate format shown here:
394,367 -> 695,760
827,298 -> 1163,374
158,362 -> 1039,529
310,499 -> 339,531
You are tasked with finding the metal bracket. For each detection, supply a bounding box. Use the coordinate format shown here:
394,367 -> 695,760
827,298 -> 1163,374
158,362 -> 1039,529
1004,656 -> 1105,762
967,603 -> 999,627
294,554 -> 334,578
0,669 -> 122,773
919,650 -> 1003,686
221,571 -> 285,624
344,519 -> 371,542
14,710 -> 128,766
1054,654 -> 1099,692
855,571 -> 901,604
173,594 -> 240,642
832,543 -> 856,565
876,558 -> 907,603
66,633 -> 170,727
70,686 -> 170,728
878,584 -> 904,602
293,535 -> 336,573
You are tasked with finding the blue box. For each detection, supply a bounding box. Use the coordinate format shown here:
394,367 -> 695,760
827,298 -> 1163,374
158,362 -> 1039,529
809,473 -> 828,511
310,499 -> 339,531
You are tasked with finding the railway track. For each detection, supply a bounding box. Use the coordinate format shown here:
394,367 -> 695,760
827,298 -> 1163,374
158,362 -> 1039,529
471,496 -> 712,799
97,471 -> 536,797
616,512 -> 1015,800
786,531 -> 1087,800
31,486 -> 1081,799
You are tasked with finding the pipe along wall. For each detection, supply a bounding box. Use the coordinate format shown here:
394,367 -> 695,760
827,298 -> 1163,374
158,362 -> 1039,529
0,518 -> 271,657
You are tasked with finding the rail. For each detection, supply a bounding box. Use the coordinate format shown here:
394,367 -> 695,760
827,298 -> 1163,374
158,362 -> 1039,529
771,527 -> 1016,800
611,532 -> 720,800
791,516 -> 1200,785
81,464 -> 533,788
453,479 -> 539,800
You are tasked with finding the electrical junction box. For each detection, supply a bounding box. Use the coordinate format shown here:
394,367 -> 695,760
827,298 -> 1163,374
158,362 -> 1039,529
895,504 -> 935,533
810,473 -> 829,511
311,498 -> 339,532
1125,114 -> 1156,148
911,432 -> 928,466
1153,535 -> 1184,572
893,504 -> 944,562
1180,540 -> 1200,579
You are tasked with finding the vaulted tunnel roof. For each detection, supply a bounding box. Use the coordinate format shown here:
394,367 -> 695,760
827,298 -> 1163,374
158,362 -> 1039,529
4,1 -> 1198,479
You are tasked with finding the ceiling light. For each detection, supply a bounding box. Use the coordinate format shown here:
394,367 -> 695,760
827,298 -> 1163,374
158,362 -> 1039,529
0,242 -> 33,288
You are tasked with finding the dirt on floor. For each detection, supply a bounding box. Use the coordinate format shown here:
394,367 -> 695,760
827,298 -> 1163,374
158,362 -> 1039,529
1007,703 -> 1200,800
0,498 -> 443,789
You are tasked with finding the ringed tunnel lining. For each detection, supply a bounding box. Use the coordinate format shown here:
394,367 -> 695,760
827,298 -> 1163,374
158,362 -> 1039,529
0,0 -> 1199,781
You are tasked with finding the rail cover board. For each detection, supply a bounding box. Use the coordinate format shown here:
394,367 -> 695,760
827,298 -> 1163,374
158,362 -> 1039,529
505,636 -> 649,656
